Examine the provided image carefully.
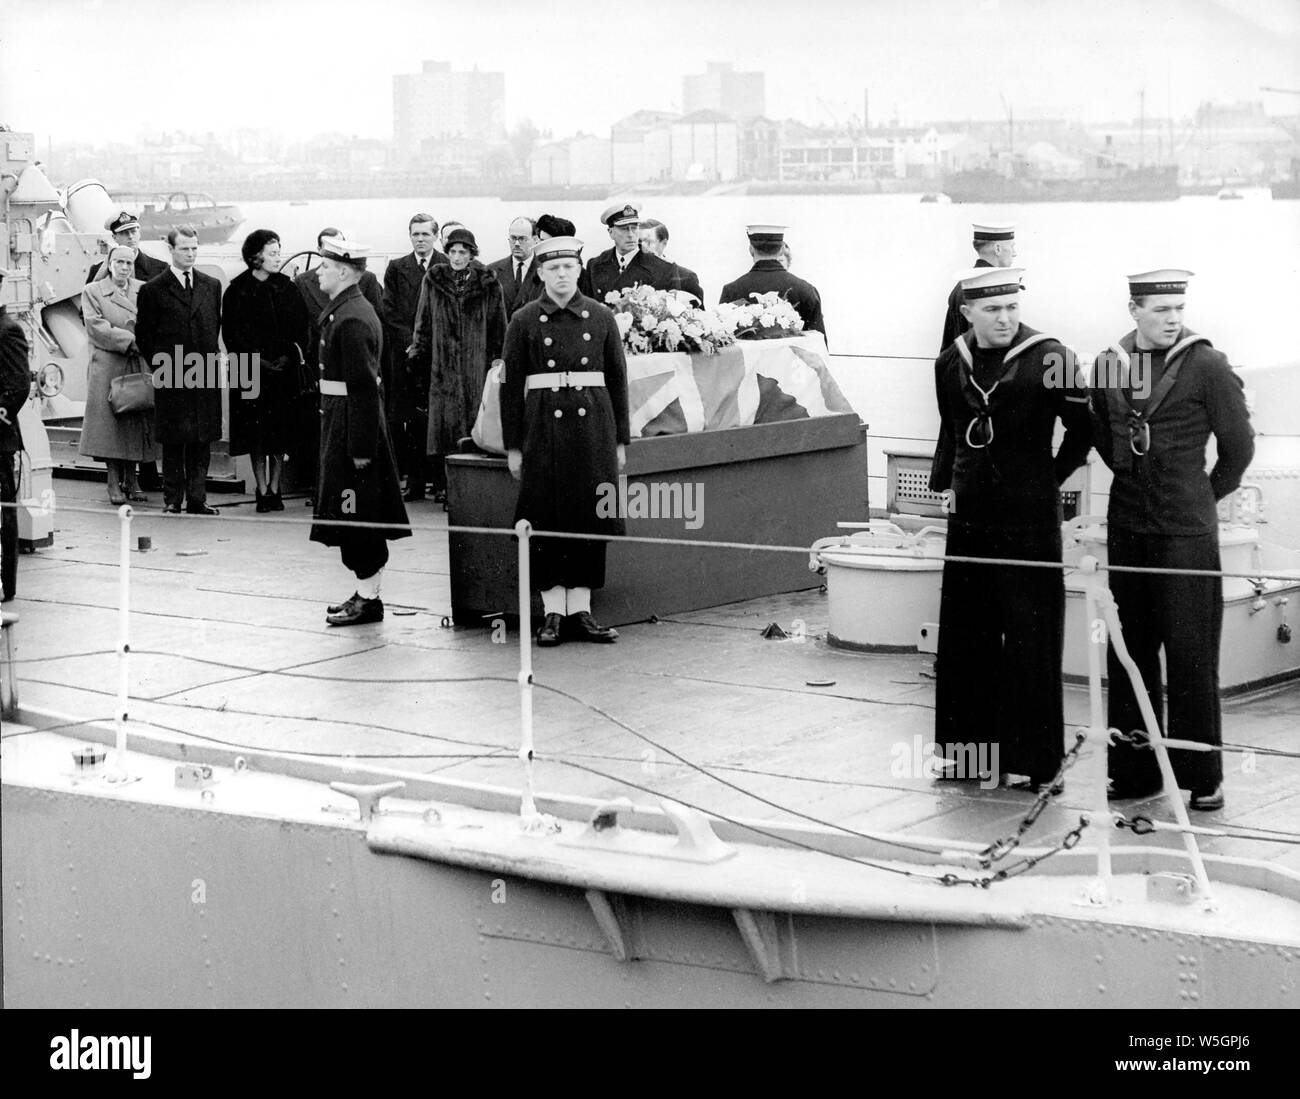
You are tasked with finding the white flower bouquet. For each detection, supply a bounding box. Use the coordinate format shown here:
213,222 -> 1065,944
719,291 -> 806,340
604,285 -> 737,355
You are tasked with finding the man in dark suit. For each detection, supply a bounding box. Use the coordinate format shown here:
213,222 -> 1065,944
295,227 -> 388,502
86,210 -> 169,284
939,222 -> 1016,351
382,213 -> 446,499
638,219 -> 704,303
1,267 -> 29,602
585,202 -> 681,303
135,226 -> 223,514
720,224 -> 827,342
486,216 -> 542,318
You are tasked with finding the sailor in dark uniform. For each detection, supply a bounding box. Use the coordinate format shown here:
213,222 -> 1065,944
585,202 -> 680,303
502,236 -> 630,647
1090,269 -> 1254,811
929,266 -> 1092,790
939,222 -> 1016,352
720,224 -> 827,341
0,266 -> 28,603
309,238 -> 410,627
86,210 -> 168,284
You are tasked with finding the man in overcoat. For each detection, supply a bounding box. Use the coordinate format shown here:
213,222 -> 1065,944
928,266 -> 1092,791
638,219 -> 705,303
0,267 -> 29,602
309,238 -> 410,627
939,222 -> 1016,352
585,202 -> 681,304
135,226 -> 223,514
720,224 -> 827,341
1090,269 -> 1254,811
487,217 -> 543,318
502,236 -> 629,646
383,213 -> 446,500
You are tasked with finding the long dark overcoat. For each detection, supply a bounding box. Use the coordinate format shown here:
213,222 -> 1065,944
309,285 -> 409,548
586,247 -> 680,303
135,268 -> 223,444
409,264 -> 507,456
501,291 -> 630,589
221,269 -> 310,456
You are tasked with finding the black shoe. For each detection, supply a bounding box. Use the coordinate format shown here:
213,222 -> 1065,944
255,490 -> 269,513
327,596 -> 383,627
269,491 -> 284,512
537,613 -> 565,647
1189,784 -> 1224,812
432,488 -> 447,504
566,611 -> 618,643
185,504 -> 220,516
163,504 -> 181,514
327,593 -> 360,616
403,485 -> 426,502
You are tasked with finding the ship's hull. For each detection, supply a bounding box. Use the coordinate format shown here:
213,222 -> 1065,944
943,168 -> 1181,204
4,753 -> 1296,1009
138,206 -> 243,245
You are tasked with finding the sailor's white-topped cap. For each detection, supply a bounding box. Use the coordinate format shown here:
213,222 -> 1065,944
746,224 -> 788,243
1127,268 -> 1193,295
957,266 -> 1024,298
972,221 -> 1015,242
320,237 -> 371,267
534,236 -> 583,264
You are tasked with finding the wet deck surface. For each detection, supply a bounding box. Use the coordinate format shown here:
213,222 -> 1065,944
6,477 -> 1299,872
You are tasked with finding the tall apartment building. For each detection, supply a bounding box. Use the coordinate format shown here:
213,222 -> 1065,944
682,62 -> 765,122
393,61 -> 506,159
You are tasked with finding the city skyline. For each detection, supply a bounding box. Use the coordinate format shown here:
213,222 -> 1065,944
2,0 -> 1299,147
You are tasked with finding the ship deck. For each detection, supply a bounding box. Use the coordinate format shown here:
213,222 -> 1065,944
6,477 -> 1299,875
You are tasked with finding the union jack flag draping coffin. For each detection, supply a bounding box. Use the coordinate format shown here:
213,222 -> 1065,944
627,333 -> 854,437
470,333 -> 854,454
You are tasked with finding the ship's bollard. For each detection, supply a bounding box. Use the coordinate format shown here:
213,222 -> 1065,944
1080,557 -> 1114,905
114,503 -> 133,772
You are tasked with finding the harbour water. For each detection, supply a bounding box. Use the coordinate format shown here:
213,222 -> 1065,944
231,192 -> 1300,503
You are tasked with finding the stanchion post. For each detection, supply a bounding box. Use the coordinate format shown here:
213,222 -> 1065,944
515,519 -> 537,819
115,503 -> 133,768
1080,556 -> 1113,905
1096,572 -> 1216,908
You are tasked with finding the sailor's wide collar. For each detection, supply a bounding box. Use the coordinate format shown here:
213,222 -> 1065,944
1109,328 -> 1211,369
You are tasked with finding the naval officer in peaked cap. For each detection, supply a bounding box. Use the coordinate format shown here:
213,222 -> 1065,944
585,201 -> 680,303
939,222 -> 1017,352
309,237 -> 410,627
1089,269 -> 1254,811
502,235 -> 630,647
929,265 -> 1092,791
720,224 -> 827,341
87,210 -> 169,283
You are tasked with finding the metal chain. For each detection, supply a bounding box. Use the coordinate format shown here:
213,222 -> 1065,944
939,818 -> 1091,888
978,730 -> 1087,867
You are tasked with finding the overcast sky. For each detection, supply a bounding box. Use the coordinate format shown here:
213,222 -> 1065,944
2,0 -> 1298,144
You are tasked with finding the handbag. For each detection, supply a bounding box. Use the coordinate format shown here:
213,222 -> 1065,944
471,361 -> 506,455
108,353 -> 155,415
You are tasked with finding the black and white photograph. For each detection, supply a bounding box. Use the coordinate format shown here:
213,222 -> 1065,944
1,0 -> 1298,1043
